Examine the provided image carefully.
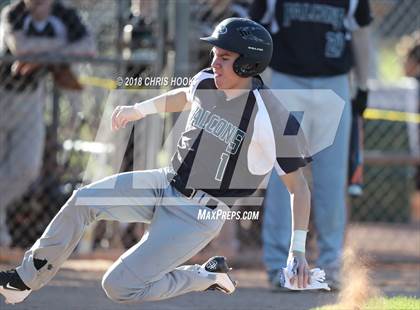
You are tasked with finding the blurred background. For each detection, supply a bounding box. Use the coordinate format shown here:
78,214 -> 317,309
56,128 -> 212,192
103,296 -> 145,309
0,0 -> 419,269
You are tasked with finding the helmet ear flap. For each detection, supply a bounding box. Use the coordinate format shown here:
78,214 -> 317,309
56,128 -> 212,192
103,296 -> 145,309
233,55 -> 257,78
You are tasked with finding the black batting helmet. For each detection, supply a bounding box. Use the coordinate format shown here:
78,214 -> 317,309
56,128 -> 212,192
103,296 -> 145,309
200,18 -> 273,78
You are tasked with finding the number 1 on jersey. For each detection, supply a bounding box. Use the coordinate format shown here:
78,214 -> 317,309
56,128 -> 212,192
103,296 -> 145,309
215,153 -> 229,181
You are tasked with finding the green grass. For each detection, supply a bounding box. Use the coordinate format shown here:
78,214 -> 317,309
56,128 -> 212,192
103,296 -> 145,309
313,296 -> 420,310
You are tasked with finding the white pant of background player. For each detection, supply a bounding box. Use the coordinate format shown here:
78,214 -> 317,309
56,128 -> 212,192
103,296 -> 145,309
0,86 -> 45,246
262,69 -> 351,274
15,167 -> 230,303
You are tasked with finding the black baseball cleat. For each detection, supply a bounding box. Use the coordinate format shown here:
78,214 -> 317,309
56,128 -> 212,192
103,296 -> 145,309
201,256 -> 237,294
0,269 -> 31,304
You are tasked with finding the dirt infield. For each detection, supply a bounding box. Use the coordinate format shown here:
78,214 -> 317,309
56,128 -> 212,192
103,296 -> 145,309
1,261 -> 418,310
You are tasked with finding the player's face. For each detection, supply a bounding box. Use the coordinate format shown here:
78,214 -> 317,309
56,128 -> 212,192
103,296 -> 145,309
25,0 -> 54,21
211,47 -> 243,90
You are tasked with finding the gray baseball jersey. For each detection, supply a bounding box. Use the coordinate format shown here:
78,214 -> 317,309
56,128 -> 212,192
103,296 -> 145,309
170,68 -> 311,206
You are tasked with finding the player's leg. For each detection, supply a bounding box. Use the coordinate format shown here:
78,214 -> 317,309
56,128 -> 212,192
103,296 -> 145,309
311,74 -> 351,288
101,186 -> 231,303
0,168 -> 168,304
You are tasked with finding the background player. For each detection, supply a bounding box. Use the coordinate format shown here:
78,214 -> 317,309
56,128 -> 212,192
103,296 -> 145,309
250,0 -> 373,290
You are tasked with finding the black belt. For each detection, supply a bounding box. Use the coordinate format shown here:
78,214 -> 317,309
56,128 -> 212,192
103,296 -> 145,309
170,179 -> 218,210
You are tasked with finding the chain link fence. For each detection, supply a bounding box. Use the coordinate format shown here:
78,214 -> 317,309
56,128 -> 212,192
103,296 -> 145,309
350,0 -> 419,221
0,0 -> 419,264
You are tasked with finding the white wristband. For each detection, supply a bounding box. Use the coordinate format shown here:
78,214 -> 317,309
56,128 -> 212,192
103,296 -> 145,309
134,100 -> 158,116
291,230 -> 307,253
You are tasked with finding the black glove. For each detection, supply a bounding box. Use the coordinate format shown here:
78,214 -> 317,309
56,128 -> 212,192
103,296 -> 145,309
49,64 -> 83,91
352,88 -> 369,116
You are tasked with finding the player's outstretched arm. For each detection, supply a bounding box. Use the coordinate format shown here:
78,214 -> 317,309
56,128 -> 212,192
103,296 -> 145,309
111,87 -> 191,131
280,169 -> 311,288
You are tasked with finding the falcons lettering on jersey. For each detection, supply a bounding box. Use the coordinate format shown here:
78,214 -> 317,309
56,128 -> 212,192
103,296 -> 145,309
191,107 -> 245,155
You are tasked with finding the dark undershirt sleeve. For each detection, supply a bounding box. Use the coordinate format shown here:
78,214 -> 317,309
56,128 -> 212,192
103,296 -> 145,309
276,113 -> 312,174
354,0 -> 374,27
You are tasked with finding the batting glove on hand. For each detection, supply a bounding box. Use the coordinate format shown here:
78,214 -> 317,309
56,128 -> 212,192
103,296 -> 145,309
276,256 -> 330,291
352,88 -> 369,116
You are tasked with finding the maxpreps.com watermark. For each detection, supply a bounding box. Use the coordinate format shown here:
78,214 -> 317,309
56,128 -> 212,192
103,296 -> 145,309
197,209 -> 260,221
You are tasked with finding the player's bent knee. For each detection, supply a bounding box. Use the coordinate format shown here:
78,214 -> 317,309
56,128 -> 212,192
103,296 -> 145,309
102,264 -> 147,304
101,272 -> 129,303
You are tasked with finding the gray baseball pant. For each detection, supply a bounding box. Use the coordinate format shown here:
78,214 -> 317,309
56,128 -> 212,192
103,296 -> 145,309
16,167 -> 228,303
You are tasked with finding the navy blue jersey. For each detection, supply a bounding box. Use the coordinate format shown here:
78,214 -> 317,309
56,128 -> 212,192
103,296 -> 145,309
250,0 -> 373,76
